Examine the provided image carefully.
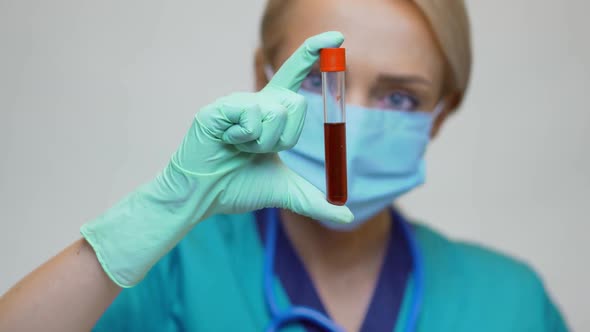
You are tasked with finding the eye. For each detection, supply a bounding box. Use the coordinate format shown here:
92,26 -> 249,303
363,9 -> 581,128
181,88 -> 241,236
300,70 -> 322,94
377,91 -> 420,111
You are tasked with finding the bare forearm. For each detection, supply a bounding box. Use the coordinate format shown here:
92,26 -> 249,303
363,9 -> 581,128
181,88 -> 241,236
0,239 -> 121,332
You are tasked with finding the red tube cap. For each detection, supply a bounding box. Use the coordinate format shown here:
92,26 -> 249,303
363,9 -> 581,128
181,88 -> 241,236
320,48 -> 346,72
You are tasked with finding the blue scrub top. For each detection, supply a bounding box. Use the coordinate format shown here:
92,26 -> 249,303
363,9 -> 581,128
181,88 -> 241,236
93,212 -> 569,332
254,208 -> 411,332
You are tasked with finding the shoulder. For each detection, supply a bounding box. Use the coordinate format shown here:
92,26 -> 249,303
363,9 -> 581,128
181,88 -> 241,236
414,222 -> 541,285
413,223 -> 569,331
147,212 -> 258,284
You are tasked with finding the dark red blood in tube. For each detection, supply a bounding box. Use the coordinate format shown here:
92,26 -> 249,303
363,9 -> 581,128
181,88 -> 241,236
324,123 -> 347,205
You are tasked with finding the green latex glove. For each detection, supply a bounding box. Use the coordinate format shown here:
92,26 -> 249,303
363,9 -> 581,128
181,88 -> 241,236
81,31 -> 353,288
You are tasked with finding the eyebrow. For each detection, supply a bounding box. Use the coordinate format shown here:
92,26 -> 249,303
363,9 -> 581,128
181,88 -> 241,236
376,74 -> 433,86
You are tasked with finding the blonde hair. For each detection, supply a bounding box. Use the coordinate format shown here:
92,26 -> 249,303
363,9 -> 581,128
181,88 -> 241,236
259,0 -> 472,106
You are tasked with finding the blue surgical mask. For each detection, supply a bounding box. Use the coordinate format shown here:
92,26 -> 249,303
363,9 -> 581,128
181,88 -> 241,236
278,90 -> 444,230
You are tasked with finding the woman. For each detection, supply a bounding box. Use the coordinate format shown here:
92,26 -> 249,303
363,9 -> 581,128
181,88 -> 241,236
0,0 -> 568,331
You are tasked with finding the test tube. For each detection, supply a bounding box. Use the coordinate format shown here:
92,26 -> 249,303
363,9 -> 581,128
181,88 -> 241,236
320,48 -> 347,206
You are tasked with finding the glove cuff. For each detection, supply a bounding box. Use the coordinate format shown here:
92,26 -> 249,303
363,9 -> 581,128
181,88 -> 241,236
80,163 -> 208,287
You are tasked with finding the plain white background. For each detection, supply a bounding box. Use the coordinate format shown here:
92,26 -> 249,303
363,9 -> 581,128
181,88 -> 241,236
1,0 -> 588,330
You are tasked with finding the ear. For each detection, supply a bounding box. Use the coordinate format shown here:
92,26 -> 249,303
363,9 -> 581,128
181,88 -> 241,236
254,47 -> 269,91
430,91 -> 462,139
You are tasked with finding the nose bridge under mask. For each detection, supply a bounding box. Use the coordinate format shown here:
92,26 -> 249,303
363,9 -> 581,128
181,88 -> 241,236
295,89 -> 442,160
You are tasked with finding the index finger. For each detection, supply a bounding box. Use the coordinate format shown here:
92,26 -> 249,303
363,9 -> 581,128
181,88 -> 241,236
265,31 -> 344,92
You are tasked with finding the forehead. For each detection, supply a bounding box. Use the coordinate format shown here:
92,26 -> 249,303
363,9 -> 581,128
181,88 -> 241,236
275,0 -> 445,82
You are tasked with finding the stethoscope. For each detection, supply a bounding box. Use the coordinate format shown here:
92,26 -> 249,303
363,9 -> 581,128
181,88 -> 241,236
262,208 -> 425,332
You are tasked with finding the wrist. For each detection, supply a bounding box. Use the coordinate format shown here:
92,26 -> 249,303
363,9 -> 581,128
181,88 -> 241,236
80,162 -> 210,288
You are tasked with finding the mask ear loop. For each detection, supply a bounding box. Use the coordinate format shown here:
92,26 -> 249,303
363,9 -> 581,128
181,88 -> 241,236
427,101 -> 446,134
264,64 -> 275,82
431,100 -> 446,120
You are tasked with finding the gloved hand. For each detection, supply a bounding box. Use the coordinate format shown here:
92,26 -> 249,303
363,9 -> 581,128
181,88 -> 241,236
81,31 -> 353,288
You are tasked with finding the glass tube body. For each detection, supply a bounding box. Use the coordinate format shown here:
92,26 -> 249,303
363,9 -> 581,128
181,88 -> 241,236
322,71 -> 347,205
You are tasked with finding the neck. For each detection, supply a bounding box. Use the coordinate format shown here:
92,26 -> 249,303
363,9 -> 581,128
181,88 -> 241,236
279,208 -> 392,270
